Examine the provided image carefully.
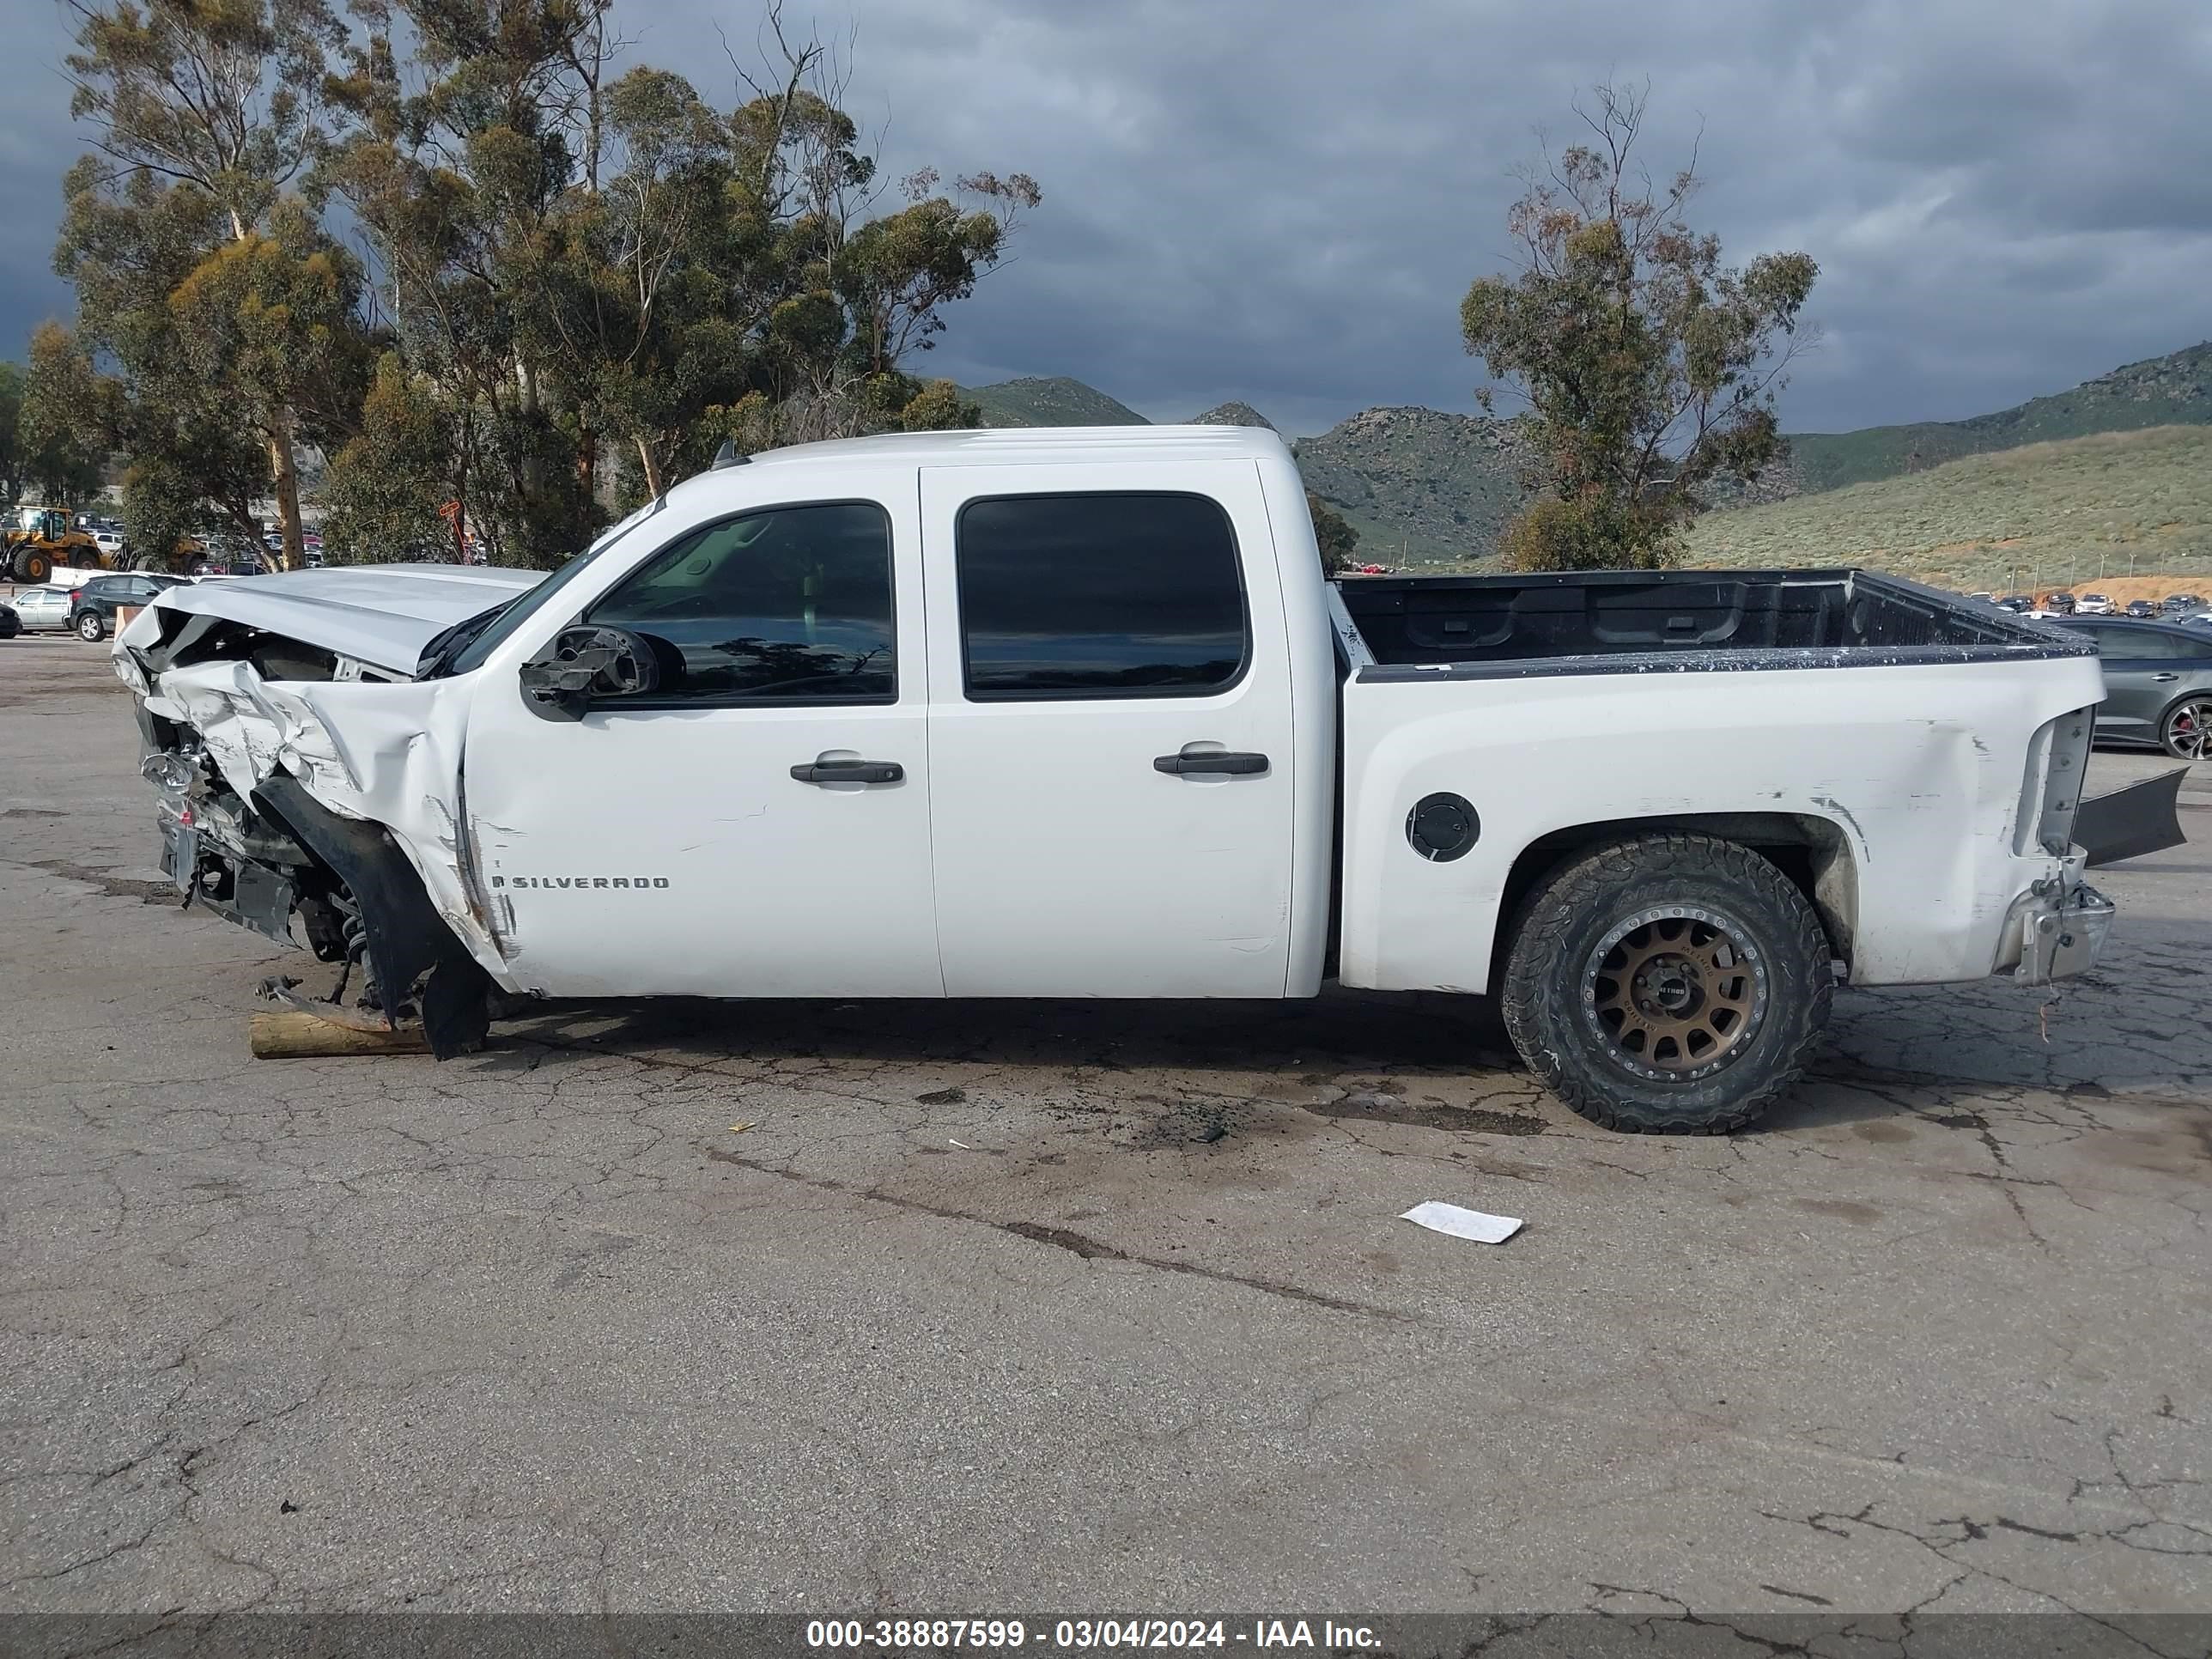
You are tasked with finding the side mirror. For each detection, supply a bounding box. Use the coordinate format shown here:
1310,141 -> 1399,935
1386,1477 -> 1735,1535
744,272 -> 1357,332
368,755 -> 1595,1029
519,625 -> 661,720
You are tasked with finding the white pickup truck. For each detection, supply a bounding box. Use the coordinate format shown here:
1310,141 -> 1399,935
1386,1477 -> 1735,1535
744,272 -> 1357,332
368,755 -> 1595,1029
117,426 -> 2112,1132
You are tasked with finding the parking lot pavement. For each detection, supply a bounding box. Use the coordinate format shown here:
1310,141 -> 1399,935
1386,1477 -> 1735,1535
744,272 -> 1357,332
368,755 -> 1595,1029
3,635 -> 2208,1617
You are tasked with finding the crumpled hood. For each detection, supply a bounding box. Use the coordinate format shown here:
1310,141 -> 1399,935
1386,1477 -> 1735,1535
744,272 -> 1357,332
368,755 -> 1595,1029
137,563 -> 546,675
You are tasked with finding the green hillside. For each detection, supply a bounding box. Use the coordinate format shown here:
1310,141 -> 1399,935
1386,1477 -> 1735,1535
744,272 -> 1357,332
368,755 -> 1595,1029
1681,424 -> 2212,592
1784,342 -> 2212,494
1188,401 -> 1275,428
958,376 -> 1148,428
944,343 -> 2212,569
1291,406 -> 1529,564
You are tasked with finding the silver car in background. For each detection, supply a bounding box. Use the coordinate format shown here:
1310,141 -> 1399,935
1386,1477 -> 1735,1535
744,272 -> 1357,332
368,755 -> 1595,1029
3,586 -> 75,632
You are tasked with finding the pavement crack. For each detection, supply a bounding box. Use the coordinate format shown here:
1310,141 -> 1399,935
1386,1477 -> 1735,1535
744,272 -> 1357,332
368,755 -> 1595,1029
697,1145 -> 1411,1322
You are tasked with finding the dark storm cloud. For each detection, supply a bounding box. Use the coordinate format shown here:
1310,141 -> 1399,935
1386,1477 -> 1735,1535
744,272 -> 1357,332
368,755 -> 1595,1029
0,27 -> 78,349
9,0 -> 2211,435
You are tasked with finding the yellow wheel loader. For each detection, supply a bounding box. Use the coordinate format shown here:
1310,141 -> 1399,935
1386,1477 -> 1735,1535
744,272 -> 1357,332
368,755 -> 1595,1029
5,508 -> 111,586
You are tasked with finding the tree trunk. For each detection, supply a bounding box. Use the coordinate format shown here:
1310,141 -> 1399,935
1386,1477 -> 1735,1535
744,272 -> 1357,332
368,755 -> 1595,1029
266,416 -> 305,572
227,211 -> 306,573
453,405 -> 472,565
635,435 -> 663,501
516,352 -> 544,506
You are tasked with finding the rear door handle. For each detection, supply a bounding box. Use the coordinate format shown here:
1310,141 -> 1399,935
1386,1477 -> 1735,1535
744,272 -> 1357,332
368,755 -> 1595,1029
791,759 -> 903,784
1154,750 -> 1269,776
2153,672 -> 2180,682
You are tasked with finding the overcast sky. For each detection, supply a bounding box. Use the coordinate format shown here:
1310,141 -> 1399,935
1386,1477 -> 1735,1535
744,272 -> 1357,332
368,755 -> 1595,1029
6,0 -> 2209,436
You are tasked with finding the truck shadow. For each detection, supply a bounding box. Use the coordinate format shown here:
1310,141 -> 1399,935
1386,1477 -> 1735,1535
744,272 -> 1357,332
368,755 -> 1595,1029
477,958 -> 2212,1139
489,984 -> 1522,1083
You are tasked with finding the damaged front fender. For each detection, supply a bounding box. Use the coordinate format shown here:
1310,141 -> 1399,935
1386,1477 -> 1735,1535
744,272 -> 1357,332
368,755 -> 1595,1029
253,776 -> 491,1057
143,659 -> 507,974
125,597 -> 520,1057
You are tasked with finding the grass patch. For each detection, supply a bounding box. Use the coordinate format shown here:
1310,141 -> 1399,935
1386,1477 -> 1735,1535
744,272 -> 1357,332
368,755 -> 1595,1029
1681,425 -> 2212,592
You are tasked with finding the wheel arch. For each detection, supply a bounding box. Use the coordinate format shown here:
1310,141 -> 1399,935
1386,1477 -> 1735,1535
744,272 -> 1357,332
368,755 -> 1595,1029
2156,686 -> 2212,759
252,775 -> 490,1057
1494,812 -> 1858,986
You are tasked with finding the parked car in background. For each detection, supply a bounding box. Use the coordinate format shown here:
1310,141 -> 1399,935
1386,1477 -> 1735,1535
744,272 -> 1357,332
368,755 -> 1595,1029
4,585 -> 74,631
2124,599 -> 2161,619
1966,591 -> 1996,603
2164,593 -> 2204,616
2053,617 -> 2212,759
190,556 -> 268,579
70,572 -> 191,641
185,532 -> 270,579
1996,595 -> 2033,612
2043,592 -> 2077,615
0,599 -> 19,639
2076,592 -> 2112,615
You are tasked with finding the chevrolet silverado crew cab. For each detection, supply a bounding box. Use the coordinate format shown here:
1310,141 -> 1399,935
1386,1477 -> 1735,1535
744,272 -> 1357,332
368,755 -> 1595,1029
117,426 -> 2113,1133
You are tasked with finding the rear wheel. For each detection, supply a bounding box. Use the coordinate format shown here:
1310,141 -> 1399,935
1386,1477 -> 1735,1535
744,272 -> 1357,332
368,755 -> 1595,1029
2160,696 -> 2212,762
13,547 -> 52,586
76,610 -> 106,642
1501,834 -> 1834,1133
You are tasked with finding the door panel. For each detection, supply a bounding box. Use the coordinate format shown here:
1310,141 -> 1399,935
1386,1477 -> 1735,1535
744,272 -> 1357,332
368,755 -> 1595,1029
2095,643 -> 2161,736
463,492 -> 943,1000
921,464 -> 1296,998
2094,628 -> 2212,738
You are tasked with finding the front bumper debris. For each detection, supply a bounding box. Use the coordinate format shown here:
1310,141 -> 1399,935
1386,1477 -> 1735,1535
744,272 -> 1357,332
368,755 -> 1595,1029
2012,879 -> 2115,985
155,790 -> 300,947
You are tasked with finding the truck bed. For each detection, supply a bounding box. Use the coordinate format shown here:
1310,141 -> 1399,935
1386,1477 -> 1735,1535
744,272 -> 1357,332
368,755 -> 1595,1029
1331,568 -> 2090,679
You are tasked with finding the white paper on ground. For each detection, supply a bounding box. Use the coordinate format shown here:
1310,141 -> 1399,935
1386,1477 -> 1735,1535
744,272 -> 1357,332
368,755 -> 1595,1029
1400,1200 -> 1524,1244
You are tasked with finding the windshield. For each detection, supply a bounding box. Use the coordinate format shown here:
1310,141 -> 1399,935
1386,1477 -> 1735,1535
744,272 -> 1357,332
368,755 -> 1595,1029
431,497 -> 666,678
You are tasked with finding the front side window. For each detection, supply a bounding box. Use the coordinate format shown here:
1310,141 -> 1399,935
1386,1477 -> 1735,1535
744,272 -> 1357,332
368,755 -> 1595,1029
956,492 -> 1248,700
587,501 -> 896,703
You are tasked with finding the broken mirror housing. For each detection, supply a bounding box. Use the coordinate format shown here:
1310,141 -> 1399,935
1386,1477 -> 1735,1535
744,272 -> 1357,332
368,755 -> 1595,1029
518,625 -> 662,720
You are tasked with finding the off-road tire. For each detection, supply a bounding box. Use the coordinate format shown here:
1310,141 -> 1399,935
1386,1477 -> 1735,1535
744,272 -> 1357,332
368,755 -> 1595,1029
76,611 -> 106,642
13,548 -> 51,586
1501,833 -> 1833,1134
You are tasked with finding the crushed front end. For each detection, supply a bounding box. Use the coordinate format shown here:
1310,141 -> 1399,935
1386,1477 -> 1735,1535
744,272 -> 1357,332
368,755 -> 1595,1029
142,723 -> 336,952
118,606 -> 494,1056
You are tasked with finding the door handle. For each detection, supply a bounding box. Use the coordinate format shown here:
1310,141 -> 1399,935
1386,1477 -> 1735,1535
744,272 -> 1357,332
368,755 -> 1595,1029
791,759 -> 903,784
2153,672 -> 2180,682
1154,750 -> 1269,776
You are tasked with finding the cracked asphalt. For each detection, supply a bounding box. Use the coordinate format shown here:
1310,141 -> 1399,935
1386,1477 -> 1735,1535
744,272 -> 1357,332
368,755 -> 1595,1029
2,634 -> 2208,1618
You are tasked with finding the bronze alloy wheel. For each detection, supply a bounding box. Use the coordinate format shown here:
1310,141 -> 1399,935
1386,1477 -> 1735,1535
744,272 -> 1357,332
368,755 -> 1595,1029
2164,697 -> 2212,762
1580,905 -> 1769,1083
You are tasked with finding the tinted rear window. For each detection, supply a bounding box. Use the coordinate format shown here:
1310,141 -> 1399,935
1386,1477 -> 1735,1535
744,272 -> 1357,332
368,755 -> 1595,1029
956,493 -> 1248,700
